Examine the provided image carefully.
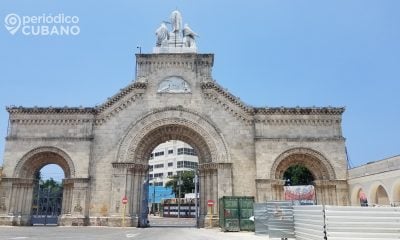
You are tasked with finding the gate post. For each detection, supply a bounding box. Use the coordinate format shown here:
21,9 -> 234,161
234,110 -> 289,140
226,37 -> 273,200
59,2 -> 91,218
59,178 -> 90,226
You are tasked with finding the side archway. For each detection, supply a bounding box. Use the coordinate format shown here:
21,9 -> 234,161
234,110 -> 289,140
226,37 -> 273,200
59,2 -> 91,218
268,148 -> 344,205
14,146 -> 75,179
3,147 -> 78,226
271,148 -> 336,181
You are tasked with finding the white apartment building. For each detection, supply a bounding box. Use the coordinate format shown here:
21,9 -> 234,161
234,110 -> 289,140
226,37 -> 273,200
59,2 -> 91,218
149,140 -> 199,186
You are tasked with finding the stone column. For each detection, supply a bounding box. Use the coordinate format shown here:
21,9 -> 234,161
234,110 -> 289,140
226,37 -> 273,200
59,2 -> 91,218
108,162 -> 148,227
199,163 -> 227,228
314,180 -> 343,205
61,181 -> 73,214
0,178 -> 35,226
59,178 -> 90,226
199,168 -> 206,225
334,180 -> 349,206
272,179 -> 285,201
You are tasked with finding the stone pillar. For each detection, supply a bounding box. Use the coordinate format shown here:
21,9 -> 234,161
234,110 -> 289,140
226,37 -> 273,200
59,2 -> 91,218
314,180 -> 347,206
59,178 -> 90,226
199,163 -> 231,228
0,178 -> 35,226
335,180 -> 349,206
105,163 -> 147,227
199,168 -> 206,226
61,181 -> 73,214
272,179 -> 285,201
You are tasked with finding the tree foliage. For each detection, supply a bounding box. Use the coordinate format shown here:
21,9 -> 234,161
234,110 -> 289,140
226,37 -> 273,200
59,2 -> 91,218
283,165 -> 314,186
165,171 -> 195,198
34,170 -> 62,192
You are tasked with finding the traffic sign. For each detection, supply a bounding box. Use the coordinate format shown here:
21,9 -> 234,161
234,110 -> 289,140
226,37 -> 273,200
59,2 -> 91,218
207,200 -> 214,206
122,196 -> 128,204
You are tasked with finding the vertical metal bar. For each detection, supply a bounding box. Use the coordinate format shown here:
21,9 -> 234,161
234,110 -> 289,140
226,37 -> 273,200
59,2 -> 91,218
178,172 -> 181,219
45,187 -> 50,225
195,171 -> 198,228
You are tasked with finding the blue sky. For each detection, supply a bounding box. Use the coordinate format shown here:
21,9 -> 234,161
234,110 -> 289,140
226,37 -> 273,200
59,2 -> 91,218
1,0 -> 399,179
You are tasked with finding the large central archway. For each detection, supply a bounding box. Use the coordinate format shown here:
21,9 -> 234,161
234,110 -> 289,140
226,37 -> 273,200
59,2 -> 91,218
112,108 -> 233,227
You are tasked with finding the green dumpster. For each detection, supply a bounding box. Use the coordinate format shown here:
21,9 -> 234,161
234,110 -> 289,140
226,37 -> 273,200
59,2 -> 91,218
219,196 -> 255,232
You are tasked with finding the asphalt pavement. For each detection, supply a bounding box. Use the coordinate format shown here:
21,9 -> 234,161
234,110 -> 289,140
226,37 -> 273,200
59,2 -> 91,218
0,226 -> 270,240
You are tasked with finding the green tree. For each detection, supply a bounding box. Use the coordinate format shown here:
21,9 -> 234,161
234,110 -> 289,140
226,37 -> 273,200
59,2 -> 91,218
41,178 -> 62,191
165,171 -> 195,198
283,165 -> 314,186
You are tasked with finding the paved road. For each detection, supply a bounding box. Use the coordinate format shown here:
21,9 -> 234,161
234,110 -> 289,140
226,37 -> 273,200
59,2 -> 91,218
0,226 -> 269,240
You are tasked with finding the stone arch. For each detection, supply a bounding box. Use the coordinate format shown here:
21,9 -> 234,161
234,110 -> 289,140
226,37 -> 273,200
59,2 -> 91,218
113,107 -> 231,227
14,146 -> 75,179
271,148 -> 336,181
116,107 -> 230,164
392,180 -> 400,204
369,183 -> 390,205
350,185 -> 368,206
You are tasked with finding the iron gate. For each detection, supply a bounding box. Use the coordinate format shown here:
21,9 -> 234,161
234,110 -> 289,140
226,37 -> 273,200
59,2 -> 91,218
31,185 -> 63,225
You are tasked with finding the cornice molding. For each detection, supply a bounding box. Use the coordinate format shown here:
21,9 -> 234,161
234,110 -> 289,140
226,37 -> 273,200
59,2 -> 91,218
6,136 -> 94,142
255,118 -> 341,126
7,107 -> 95,115
10,118 -> 93,125
254,136 -> 345,142
254,107 -> 345,115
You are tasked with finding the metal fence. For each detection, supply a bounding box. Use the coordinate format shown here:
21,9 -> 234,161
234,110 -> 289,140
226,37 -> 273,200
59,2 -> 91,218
254,203 -> 269,235
293,205 -> 325,240
325,206 -> 400,240
266,201 -> 295,239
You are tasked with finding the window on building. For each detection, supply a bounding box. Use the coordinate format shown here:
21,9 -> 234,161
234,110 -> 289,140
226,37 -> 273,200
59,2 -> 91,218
168,149 -> 173,154
149,153 -> 154,160
168,172 -> 173,176
154,173 -> 163,178
149,165 -> 153,171
154,151 -> 164,157
177,148 -> 197,156
154,164 -> 164,169
177,161 -> 198,169
168,162 -> 173,167
149,174 -> 153,180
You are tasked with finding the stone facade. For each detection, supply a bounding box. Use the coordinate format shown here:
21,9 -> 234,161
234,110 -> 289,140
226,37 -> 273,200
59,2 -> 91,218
0,52 -> 349,227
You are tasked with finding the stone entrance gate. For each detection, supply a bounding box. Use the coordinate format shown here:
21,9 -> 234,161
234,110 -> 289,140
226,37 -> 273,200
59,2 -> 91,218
0,11 -> 349,227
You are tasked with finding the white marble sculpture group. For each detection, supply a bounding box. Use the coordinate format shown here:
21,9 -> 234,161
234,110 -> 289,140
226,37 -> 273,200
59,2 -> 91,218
154,10 -> 198,53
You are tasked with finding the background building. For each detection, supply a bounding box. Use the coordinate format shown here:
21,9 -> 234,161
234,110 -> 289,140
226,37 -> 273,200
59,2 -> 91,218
149,140 -> 198,187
